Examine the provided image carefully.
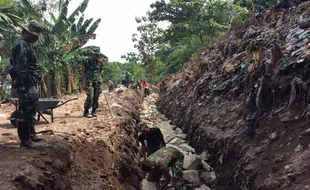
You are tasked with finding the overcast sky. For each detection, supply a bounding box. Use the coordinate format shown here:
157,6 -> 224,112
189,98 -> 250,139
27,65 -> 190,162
68,0 -> 157,63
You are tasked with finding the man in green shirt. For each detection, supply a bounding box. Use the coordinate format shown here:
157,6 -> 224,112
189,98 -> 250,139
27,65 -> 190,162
82,47 -> 104,118
11,20 -> 44,148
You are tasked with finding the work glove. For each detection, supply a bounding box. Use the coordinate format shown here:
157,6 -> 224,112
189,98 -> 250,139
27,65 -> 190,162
28,85 -> 39,102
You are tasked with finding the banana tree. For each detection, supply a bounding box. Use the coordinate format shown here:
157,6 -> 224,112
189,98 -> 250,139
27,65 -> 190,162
36,0 -> 101,97
0,0 -> 21,76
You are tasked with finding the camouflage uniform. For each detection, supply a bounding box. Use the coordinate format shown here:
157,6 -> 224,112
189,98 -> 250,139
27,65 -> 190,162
11,20 -> 43,147
12,39 -> 41,117
83,56 -> 103,114
147,147 -> 184,189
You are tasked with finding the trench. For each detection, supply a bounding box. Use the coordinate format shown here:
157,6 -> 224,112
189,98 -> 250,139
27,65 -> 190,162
0,91 -> 143,190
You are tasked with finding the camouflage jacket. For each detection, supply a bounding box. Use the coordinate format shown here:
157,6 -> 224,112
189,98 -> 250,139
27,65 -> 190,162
83,58 -> 103,83
147,147 -> 180,173
11,39 -> 41,88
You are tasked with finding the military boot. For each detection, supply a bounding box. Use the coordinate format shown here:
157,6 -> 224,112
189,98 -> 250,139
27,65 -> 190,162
30,118 -> 44,142
18,121 -> 41,148
91,108 -> 97,117
83,110 -> 92,118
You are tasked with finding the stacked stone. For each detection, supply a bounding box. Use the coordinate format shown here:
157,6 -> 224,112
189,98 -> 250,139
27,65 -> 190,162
140,93 -> 217,190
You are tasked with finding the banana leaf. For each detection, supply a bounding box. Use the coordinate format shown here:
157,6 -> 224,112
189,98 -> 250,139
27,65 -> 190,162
76,14 -> 84,31
71,24 -> 77,33
21,0 -> 32,10
68,0 -> 89,24
49,12 -> 57,23
0,0 -> 14,7
52,0 -> 69,35
58,0 -> 65,12
63,34 -> 96,51
79,18 -> 93,35
0,7 -> 20,25
87,18 -> 101,34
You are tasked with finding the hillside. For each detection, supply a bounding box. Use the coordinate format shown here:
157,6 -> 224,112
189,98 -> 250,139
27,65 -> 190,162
157,1 -> 310,189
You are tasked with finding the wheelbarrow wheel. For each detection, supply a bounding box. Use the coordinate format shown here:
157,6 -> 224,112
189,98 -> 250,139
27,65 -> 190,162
10,110 -> 20,127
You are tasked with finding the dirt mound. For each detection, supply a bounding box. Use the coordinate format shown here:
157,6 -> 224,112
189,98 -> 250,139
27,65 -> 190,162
0,90 -> 143,190
157,1 -> 310,190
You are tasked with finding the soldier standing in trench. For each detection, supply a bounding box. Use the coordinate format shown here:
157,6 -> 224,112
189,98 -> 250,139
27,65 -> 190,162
11,20 -> 44,148
82,47 -> 104,118
138,122 -> 166,159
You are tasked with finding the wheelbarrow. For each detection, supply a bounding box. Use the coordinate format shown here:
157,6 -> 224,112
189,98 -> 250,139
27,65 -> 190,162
10,97 -> 78,127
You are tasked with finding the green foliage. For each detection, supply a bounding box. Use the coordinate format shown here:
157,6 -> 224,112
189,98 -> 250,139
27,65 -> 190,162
101,61 -> 144,85
149,0 -> 248,44
0,0 -> 102,97
234,0 -> 280,12
124,0 -> 249,84
101,62 -> 122,84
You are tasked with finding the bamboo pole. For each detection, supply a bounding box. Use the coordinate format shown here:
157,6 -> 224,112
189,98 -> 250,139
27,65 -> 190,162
104,93 -> 113,118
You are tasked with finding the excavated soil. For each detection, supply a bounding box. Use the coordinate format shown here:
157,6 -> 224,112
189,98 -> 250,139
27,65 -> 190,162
0,90 -> 143,190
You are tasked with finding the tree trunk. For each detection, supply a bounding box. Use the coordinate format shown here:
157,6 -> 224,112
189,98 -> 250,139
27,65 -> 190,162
199,32 -> 204,45
79,67 -> 83,93
40,77 -> 48,98
65,65 -> 72,94
57,71 -> 62,98
45,74 -> 51,97
50,69 -> 59,98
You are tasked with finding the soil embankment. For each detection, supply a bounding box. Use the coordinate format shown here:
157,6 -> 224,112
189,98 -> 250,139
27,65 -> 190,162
158,1 -> 310,189
0,90 -> 142,190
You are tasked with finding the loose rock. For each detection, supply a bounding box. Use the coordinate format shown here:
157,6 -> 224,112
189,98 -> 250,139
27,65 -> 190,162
201,171 -> 217,186
168,138 -> 185,146
201,160 -> 212,172
174,128 -> 183,135
301,128 -> 310,136
178,143 -> 195,153
183,153 -> 201,170
183,170 -> 200,184
140,179 -> 157,190
171,125 -> 178,130
284,165 -> 293,173
165,131 -> 177,143
194,184 -> 211,190
269,132 -> 278,141
294,144 -> 303,152
176,134 -> 187,140
199,151 -> 210,161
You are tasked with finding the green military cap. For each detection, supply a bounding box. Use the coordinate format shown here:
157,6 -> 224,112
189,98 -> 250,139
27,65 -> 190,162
22,20 -> 44,36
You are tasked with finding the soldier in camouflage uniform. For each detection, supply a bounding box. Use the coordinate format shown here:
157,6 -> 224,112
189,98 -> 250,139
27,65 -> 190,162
139,147 -> 184,190
82,47 -> 103,118
138,123 -> 166,159
11,20 -> 44,148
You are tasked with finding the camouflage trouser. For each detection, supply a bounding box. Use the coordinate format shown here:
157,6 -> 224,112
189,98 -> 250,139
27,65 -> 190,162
84,82 -> 102,111
170,151 -> 184,189
148,150 -> 185,189
16,87 -> 37,121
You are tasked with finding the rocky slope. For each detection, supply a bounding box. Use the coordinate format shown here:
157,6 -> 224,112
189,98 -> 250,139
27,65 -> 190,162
157,1 -> 310,190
